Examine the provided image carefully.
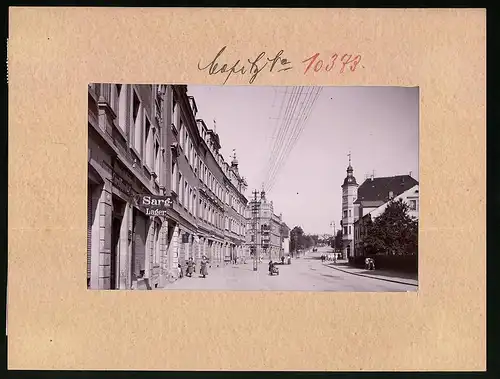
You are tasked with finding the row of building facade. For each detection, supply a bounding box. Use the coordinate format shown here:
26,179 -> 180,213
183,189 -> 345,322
88,84 -> 249,290
340,157 -> 419,261
244,189 -> 291,261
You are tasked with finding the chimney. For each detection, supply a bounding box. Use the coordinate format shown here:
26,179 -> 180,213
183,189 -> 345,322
409,171 -> 412,177
389,191 -> 394,200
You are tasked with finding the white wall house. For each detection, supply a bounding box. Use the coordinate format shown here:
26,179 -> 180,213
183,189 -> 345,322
369,184 -> 419,220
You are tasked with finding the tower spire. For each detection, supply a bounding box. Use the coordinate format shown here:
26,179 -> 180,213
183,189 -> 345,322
348,150 -> 352,166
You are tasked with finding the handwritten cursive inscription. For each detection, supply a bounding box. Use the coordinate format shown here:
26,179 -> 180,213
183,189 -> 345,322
197,46 -> 293,85
302,52 -> 362,75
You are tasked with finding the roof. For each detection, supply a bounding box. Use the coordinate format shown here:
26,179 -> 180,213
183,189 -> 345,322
342,175 -> 358,186
354,175 -> 418,204
357,200 -> 385,207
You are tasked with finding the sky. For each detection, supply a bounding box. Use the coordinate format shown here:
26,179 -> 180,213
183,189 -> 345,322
186,85 -> 419,235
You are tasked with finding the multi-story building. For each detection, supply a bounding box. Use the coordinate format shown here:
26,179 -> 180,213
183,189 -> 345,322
353,176 -> 419,258
167,86 -> 205,276
281,222 -> 291,257
222,152 -> 248,262
88,83 -> 248,290
245,189 -> 286,261
88,83 -> 171,290
195,118 -> 248,266
340,155 -> 359,260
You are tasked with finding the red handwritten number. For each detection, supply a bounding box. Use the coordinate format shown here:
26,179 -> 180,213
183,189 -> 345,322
350,55 -> 361,71
302,53 -> 320,75
314,59 -> 323,72
303,52 -> 362,74
340,54 -> 352,74
325,54 -> 338,72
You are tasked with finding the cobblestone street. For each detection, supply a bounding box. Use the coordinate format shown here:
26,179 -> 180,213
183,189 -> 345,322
161,247 -> 417,292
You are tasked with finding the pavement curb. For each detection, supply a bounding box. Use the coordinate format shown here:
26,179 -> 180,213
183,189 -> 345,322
326,264 -> 418,287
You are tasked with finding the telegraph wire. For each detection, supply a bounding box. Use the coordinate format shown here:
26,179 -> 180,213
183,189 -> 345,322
263,86 -> 311,191
267,87 -> 321,192
265,87 -> 317,191
266,87 -> 322,192
262,86 -> 303,188
265,87 -> 315,192
259,86 -> 291,183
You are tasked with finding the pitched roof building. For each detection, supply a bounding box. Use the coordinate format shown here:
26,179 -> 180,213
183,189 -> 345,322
354,175 -> 418,206
352,174 -> 419,260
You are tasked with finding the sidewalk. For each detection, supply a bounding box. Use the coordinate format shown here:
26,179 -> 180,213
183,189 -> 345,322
158,260 -> 262,290
325,260 -> 418,287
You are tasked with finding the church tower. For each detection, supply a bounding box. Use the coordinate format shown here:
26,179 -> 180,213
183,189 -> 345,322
341,152 -> 358,260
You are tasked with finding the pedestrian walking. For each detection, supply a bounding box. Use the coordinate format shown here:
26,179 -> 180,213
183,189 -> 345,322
200,258 -> 208,278
281,256 -> 285,265
321,254 -> 325,263
177,263 -> 183,279
186,257 -> 195,277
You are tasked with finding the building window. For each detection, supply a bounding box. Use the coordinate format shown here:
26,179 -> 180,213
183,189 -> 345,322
343,210 -> 347,218
117,84 -> 127,133
409,199 -> 418,211
343,226 -> 348,235
189,188 -> 193,214
349,226 -> 351,235
184,181 -> 188,209
179,122 -> 184,147
172,99 -> 178,131
348,210 -> 351,217
153,222 -> 160,266
132,90 -> 142,156
144,116 -> 153,169
178,173 -> 182,204
189,142 -> 194,166
171,160 -> 177,193
154,139 -> 160,177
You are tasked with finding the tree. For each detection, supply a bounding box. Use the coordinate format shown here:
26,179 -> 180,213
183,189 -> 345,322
289,226 -> 317,252
290,226 -> 304,252
334,230 -> 343,252
363,198 -> 418,256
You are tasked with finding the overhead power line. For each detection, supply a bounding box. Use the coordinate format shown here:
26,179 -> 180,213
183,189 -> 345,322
261,86 -> 303,187
265,87 -> 323,192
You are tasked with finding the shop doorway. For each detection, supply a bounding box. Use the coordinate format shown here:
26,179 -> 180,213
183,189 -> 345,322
87,184 -> 97,288
132,207 -> 148,282
110,217 -> 120,289
111,196 -> 126,290
87,181 -> 102,289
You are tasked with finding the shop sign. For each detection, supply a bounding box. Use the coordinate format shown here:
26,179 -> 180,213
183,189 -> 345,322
112,172 -> 133,195
134,194 -> 173,216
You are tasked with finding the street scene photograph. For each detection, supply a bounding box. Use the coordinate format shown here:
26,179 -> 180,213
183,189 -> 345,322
88,84 -> 419,292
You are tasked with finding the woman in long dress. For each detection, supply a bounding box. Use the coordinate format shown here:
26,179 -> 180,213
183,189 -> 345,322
186,257 -> 195,277
200,258 -> 208,278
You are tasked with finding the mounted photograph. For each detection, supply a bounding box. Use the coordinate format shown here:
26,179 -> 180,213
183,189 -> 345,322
88,84 -> 419,292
